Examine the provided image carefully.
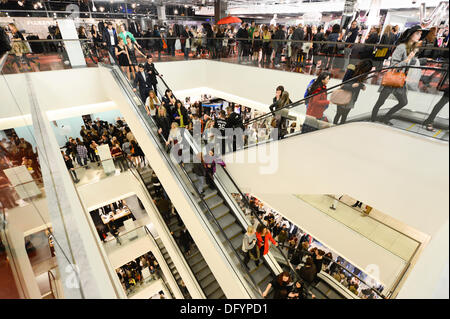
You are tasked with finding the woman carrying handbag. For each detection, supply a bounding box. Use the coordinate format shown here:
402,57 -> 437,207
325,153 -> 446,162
371,26 -> 425,124
332,59 -> 373,125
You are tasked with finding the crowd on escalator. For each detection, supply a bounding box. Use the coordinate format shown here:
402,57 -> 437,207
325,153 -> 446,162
237,195 -> 385,299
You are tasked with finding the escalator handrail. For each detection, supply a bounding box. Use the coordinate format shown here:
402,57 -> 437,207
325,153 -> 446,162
143,224 -> 187,299
107,64 -> 263,298
245,64 -> 448,127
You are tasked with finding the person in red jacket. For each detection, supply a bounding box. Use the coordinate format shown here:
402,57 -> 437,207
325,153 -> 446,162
256,224 -> 278,265
305,72 -> 331,121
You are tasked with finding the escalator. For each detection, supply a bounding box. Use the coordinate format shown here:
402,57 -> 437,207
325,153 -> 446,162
101,59 -> 386,299
347,108 -> 449,141
126,162 -> 225,299
105,63 -> 275,299
242,64 -> 449,147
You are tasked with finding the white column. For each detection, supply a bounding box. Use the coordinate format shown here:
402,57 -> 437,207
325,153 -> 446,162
26,74 -> 118,298
56,19 -> 86,68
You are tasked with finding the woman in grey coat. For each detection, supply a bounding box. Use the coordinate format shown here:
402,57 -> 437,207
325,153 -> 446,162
371,26 -> 424,124
242,225 -> 257,270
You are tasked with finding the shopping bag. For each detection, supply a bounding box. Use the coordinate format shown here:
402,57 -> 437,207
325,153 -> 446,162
330,89 -> 352,106
381,70 -> 406,88
175,39 -> 181,51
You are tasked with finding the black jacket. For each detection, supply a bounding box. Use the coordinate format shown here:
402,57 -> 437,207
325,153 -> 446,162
226,112 -> 244,130
144,62 -> 159,84
102,27 -> 118,48
236,27 -> 249,42
133,71 -> 152,93
298,264 -> 317,283
291,27 -> 305,49
172,106 -> 190,127
155,115 -> 171,141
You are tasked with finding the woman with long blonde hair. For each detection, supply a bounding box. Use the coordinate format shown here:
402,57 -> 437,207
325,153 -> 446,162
145,90 -> 160,118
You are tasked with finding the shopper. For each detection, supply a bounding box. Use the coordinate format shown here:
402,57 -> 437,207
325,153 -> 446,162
371,26 -> 423,124
241,225 -> 257,270
269,90 -> 290,139
76,139 -> 89,168
422,86 -> 449,131
287,281 -> 309,299
192,152 -> 206,196
290,241 -> 309,268
272,25 -> 286,67
102,22 -> 119,61
172,100 -> 190,129
262,271 -> 292,299
133,64 -> 152,103
152,25 -> 163,61
256,224 -> 278,265
143,55 -> 160,96
145,90 -> 160,118
118,24 -> 141,49
115,37 -> 132,81
126,36 -> 146,80
333,59 -> 373,125
110,143 -> 127,172
343,20 -> 360,69
305,72 -> 331,121
261,25 -> 272,65
236,22 -> 249,63
64,154 -> 80,183
298,256 -> 317,284
155,106 -> 171,141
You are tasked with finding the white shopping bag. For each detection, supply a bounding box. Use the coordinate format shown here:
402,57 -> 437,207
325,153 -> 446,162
175,39 -> 181,51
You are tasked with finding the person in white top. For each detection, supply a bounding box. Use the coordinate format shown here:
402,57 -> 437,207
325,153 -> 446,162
145,90 -> 160,117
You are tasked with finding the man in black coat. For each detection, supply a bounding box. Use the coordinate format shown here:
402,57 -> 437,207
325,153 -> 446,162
225,106 -> 244,152
291,24 -> 305,64
133,64 -> 152,103
143,55 -> 159,96
236,22 -> 249,63
102,22 -> 118,62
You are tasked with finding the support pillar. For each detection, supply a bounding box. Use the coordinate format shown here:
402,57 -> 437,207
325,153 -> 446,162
26,74 -> 120,299
214,0 -> 227,23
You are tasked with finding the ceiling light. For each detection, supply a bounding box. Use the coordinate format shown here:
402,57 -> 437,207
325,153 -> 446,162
99,6 -> 105,12
17,1 -> 24,6
131,3 -> 136,9
174,9 -> 178,14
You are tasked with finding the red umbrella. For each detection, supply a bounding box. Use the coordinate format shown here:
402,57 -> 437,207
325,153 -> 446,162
217,16 -> 242,25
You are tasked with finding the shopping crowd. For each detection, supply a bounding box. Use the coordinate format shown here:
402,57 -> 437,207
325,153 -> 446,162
238,196 -> 384,299
62,116 -> 145,183
115,251 -> 162,295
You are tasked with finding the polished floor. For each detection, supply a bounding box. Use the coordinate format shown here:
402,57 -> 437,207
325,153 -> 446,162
296,194 -> 421,262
